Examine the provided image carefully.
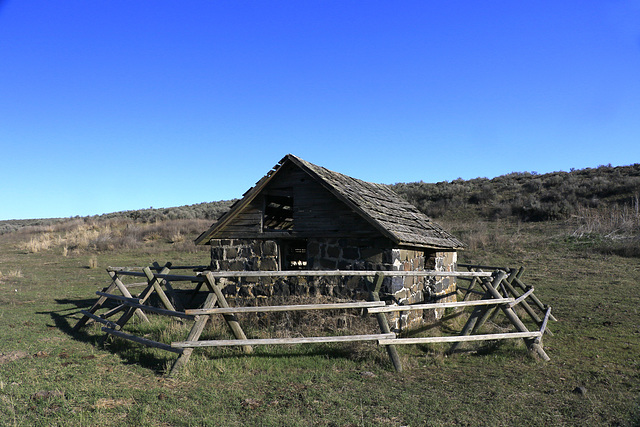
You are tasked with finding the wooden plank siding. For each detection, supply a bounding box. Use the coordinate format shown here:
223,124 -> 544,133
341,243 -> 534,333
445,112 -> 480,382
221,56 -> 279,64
208,199 -> 262,238
293,178 -> 380,237
208,161 -> 381,240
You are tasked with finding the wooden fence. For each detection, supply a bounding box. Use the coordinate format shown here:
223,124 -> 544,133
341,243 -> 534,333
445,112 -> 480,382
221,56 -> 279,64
73,263 -> 554,375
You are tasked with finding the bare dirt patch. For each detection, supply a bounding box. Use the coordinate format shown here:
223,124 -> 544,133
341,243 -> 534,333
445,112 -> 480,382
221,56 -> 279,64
0,351 -> 29,365
93,398 -> 134,410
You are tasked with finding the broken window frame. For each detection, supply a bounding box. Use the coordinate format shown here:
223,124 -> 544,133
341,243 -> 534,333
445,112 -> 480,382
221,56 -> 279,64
262,191 -> 294,232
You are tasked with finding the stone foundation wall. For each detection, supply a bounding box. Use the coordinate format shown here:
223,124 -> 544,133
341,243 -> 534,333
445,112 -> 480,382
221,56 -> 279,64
386,249 -> 457,331
210,239 -> 279,272
208,238 -> 457,332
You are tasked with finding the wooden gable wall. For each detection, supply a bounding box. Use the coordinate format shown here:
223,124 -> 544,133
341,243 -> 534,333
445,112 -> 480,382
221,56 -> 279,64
211,162 -> 381,240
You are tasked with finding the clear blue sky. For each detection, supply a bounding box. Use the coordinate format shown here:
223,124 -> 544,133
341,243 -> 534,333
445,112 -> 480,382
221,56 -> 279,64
1,1 -> 639,220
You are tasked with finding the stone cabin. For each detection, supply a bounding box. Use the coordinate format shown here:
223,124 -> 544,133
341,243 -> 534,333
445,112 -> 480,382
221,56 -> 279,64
195,154 -> 465,331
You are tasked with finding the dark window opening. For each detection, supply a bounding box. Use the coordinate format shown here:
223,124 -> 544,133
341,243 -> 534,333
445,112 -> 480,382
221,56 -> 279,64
263,193 -> 294,231
282,240 -> 307,270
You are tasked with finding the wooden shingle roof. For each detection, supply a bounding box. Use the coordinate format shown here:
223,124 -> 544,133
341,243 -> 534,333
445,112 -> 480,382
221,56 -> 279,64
196,154 -> 465,249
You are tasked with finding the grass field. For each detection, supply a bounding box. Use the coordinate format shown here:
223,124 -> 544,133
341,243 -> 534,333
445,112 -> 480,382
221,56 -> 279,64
0,219 -> 638,426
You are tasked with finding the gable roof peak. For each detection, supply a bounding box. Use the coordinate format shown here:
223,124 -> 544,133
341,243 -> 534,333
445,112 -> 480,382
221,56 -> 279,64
196,154 -> 465,249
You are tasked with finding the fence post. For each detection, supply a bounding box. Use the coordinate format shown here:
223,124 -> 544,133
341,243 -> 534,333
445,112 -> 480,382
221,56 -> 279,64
482,273 -> 550,361
449,271 -> 507,354
368,272 -> 403,373
204,273 -> 253,354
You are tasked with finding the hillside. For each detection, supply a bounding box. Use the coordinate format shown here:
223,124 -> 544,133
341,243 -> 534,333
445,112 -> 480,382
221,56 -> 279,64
0,200 -> 235,235
391,163 -> 640,222
392,163 -> 640,258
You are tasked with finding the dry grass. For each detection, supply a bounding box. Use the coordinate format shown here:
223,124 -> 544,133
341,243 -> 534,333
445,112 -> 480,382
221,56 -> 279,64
568,195 -> 640,257
572,194 -> 639,238
0,269 -> 23,279
20,234 -> 54,253
92,398 -> 134,410
14,218 -> 211,255
439,219 -> 527,254
169,231 -> 185,244
18,222 -> 101,253
88,256 -> 98,269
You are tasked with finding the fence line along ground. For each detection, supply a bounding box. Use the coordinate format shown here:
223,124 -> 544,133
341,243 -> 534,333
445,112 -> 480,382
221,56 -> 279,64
72,263 -> 555,375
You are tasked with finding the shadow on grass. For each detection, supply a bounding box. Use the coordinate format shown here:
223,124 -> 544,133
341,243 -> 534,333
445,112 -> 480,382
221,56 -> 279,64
43,303 -> 105,345
38,298 -> 169,373
37,298 -> 117,342
44,306 -> 174,374
197,345 -> 358,362
104,335 -> 369,375
400,309 -> 467,338
393,310 -> 536,359
42,297 -> 384,375
102,339 -> 175,374
41,297 -> 120,341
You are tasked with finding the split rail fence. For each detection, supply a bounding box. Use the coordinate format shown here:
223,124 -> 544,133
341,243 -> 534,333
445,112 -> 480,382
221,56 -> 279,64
73,262 -> 555,375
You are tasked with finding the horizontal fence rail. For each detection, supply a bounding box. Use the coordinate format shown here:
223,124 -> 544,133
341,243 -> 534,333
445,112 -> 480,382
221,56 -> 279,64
366,297 -> 515,313
172,333 -> 397,349
107,268 -> 494,281
186,301 -> 385,316
457,263 -> 508,271
378,331 -> 542,345
102,327 -> 184,354
108,265 -> 208,272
